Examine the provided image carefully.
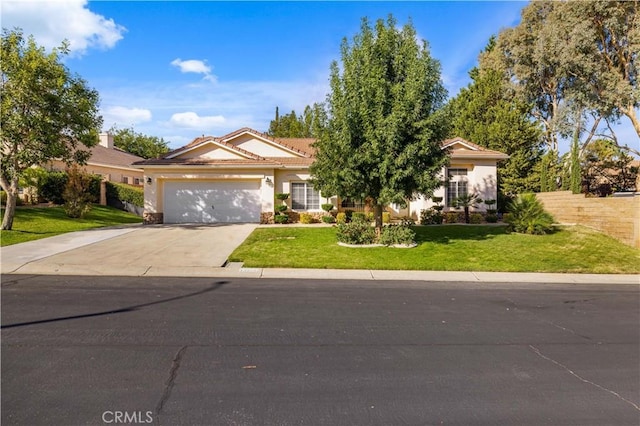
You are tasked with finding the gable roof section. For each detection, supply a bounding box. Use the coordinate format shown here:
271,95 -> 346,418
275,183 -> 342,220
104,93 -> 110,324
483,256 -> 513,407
220,127 -> 314,157
163,137 -> 263,160
135,128 -> 315,167
442,137 -> 509,160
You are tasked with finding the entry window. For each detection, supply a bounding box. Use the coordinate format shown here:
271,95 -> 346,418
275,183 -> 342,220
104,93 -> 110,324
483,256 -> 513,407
291,182 -> 319,210
447,168 -> 468,206
122,176 -> 129,184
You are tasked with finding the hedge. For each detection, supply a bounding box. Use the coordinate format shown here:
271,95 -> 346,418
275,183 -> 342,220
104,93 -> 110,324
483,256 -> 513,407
105,182 -> 144,207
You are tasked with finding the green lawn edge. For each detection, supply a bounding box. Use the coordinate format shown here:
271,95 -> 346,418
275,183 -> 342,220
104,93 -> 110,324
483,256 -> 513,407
1,205 -> 142,247
229,225 -> 640,274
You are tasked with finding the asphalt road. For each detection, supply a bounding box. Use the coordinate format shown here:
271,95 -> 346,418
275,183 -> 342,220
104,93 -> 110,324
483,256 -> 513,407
1,275 -> 639,426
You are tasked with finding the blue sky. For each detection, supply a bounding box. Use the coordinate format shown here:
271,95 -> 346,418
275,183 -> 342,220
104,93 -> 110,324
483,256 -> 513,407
3,1 -> 637,152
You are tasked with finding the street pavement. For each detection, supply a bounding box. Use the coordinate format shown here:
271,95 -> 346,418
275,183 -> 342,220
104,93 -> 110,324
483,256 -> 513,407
1,275 -> 639,425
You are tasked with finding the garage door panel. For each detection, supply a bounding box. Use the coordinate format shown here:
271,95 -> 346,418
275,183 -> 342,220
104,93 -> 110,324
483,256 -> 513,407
164,181 -> 261,223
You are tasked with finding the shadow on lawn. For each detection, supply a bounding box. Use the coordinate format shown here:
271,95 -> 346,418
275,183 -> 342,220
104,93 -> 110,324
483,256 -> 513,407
413,225 -> 508,245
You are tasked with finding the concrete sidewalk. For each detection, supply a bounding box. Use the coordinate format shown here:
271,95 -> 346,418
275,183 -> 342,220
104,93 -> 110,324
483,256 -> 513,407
1,226 -> 638,284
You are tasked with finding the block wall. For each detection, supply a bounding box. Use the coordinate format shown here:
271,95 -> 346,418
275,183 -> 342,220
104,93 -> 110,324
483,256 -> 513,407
536,191 -> 640,248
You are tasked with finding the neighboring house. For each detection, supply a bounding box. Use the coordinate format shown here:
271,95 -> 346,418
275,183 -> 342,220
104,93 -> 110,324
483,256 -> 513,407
135,128 -> 508,224
45,133 -> 145,185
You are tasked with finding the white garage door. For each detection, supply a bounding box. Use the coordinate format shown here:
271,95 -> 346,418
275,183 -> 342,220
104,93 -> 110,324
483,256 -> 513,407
163,180 -> 261,223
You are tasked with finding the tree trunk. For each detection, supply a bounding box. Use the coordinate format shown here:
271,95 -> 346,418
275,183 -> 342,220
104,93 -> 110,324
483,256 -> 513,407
373,203 -> 383,238
622,105 -> 640,139
464,207 -> 470,224
1,179 -> 19,230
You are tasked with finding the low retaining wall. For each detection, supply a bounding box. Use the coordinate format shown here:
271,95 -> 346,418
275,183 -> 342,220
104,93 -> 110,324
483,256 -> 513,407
536,191 -> 640,248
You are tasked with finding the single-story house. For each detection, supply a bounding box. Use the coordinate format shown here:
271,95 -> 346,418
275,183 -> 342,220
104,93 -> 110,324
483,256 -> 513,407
45,133 -> 144,185
134,128 -> 508,224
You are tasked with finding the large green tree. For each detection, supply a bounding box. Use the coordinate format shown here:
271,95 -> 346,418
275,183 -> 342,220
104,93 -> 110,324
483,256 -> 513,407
448,38 -> 543,195
310,16 -> 449,233
1,29 -> 102,230
109,125 -> 170,159
267,103 -> 326,138
487,1 -> 639,156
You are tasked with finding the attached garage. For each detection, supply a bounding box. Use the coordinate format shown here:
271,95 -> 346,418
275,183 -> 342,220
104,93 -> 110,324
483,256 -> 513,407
163,180 -> 261,224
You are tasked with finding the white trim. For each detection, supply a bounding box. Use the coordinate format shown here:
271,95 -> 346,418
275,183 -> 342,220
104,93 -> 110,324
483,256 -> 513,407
164,138 -> 256,160
222,130 -> 307,158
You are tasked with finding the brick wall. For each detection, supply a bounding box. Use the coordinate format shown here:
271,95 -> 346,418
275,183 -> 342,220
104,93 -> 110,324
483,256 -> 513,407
536,191 -> 640,248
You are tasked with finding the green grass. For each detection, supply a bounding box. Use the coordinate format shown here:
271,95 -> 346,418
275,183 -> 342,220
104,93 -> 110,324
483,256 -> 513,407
1,205 -> 142,246
229,225 -> 640,274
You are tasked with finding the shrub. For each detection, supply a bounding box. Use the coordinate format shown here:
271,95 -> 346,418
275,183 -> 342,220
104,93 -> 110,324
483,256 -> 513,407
469,213 -> 484,224
420,208 -> 443,225
336,221 -> 376,245
444,212 -> 460,223
274,204 -> 288,214
352,212 -> 367,223
274,214 -> 289,224
400,216 -> 416,226
336,212 -> 347,224
432,196 -> 444,204
299,213 -> 314,224
106,182 -> 143,207
506,193 -> 555,235
63,166 -> 93,218
39,171 -> 68,204
322,215 -> 336,224
343,209 -> 354,221
378,224 -> 416,246
275,193 -> 290,201
321,203 -> 334,212
366,212 -> 374,222
382,212 -> 390,223
485,213 -> 498,223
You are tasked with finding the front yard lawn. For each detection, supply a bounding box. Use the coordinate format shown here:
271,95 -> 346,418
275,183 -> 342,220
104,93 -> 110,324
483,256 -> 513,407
1,205 -> 142,247
229,225 -> 640,274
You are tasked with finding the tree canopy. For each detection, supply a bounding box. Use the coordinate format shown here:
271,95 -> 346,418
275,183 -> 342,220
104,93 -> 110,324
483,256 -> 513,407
448,38 -> 543,195
109,125 -> 170,159
1,28 -> 102,230
310,16 -> 449,232
266,104 -> 326,138
486,0 -> 639,155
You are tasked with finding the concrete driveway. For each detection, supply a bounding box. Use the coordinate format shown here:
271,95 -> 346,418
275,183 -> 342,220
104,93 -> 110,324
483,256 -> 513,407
1,224 -> 257,277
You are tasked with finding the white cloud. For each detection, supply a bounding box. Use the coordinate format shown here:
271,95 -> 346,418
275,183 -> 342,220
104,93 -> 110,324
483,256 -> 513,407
169,112 -> 226,129
102,106 -> 152,128
171,58 -> 216,82
1,0 -> 126,56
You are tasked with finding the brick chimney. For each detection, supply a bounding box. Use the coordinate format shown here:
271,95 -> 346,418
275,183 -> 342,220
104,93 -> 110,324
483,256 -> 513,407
99,133 -> 114,149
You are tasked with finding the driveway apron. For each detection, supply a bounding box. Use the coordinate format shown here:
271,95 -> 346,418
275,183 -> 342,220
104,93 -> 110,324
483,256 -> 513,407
1,224 -> 257,276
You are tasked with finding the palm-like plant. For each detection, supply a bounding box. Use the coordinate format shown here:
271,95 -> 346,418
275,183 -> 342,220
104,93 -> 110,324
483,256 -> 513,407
506,194 -> 554,235
453,193 -> 482,224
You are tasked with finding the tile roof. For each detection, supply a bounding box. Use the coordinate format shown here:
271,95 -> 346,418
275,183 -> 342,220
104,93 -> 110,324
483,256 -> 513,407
136,129 -> 508,167
443,137 -> 509,160
88,144 -> 145,168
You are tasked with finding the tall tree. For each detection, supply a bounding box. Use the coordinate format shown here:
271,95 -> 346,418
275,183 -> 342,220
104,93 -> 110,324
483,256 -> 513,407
310,16 -> 449,233
266,103 -> 325,138
487,1 -> 639,156
448,38 -> 543,195
1,29 -> 102,230
109,125 -> 170,159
